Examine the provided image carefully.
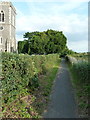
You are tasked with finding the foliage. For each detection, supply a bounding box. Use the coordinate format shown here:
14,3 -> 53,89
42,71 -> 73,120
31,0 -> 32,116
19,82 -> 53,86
66,55 -> 89,117
18,29 -> 67,55
1,52 -> 60,118
59,47 -> 75,57
71,62 -> 89,84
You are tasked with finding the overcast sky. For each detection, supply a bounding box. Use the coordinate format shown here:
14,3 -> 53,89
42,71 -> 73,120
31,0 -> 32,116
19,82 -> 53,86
6,0 -> 89,52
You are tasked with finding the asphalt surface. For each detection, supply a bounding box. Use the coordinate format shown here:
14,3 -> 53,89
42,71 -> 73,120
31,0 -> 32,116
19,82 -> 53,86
43,58 -> 79,118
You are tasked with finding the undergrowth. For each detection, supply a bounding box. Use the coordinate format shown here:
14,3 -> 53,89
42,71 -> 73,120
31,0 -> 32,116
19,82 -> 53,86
66,55 -> 89,117
1,52 -> 60,118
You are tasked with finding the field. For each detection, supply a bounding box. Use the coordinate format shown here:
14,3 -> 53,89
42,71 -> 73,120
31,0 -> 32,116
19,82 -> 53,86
66,54 -> 89,117
1,52 -> 60,118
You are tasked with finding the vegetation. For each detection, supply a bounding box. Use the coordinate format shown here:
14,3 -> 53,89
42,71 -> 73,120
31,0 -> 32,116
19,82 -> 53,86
1,27 -> 89,118
66,55 -> 89,117
1,52 -> 60,118
18,29 -> 67,55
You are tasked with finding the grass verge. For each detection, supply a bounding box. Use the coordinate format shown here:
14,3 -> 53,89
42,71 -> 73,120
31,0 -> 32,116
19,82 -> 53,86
32,64 -> 60,116
67,61 -> 89,118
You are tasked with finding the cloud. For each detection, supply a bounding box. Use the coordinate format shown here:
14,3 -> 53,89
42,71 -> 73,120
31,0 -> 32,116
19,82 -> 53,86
16,12 -> 87,34
16,1 -> 88,33
15,1 -> 88,52
49,2 -> 83,13
67,39 -> 88,52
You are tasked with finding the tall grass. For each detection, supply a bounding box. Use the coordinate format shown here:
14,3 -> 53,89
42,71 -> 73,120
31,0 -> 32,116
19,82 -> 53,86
66,55 -> 89,117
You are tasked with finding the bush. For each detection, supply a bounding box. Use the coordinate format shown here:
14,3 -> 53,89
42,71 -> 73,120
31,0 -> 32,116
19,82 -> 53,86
66,55 -> 89,85
72,62 -> 89,84
66,55 -> 90,117
1,52 -> 59,106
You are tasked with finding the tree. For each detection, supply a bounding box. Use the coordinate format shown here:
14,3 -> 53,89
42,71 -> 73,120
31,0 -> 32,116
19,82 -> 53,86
18,29 -> 67,55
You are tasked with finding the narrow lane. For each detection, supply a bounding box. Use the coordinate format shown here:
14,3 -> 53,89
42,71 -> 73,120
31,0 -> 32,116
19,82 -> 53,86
43,58 -> 78,118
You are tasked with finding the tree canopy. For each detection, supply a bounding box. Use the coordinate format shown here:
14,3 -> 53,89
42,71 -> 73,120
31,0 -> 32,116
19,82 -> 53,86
18,29 -> 68,55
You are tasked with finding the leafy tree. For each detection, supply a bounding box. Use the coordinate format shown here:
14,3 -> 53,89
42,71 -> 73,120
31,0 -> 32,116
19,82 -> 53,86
18,29 -> 68,55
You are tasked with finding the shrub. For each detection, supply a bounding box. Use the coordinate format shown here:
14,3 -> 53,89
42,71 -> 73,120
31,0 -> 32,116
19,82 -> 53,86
66,55 -> 89,117
1,52 -> 59,106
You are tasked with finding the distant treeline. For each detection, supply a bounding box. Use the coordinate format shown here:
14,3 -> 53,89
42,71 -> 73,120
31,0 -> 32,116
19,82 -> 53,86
18,29 -> 71,55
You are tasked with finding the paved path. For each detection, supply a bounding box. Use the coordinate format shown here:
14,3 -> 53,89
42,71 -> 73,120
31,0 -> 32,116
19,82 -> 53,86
43,58 -> 78,118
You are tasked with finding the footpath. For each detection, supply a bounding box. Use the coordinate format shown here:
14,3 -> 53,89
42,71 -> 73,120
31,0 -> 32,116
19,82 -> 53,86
43,58 -> 79,118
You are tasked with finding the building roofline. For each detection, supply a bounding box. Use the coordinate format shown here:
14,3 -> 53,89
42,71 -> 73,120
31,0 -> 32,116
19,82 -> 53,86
0,1 -> 16,14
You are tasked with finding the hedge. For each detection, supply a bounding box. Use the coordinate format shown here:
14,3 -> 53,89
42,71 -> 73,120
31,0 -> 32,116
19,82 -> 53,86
1,52 -> 59,106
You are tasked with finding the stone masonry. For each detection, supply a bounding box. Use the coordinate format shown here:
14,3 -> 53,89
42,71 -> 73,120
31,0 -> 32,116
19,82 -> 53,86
0,1 -> 16,52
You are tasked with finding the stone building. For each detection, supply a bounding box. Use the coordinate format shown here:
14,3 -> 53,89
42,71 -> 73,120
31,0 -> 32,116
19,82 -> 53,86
0,1 -> 16,52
